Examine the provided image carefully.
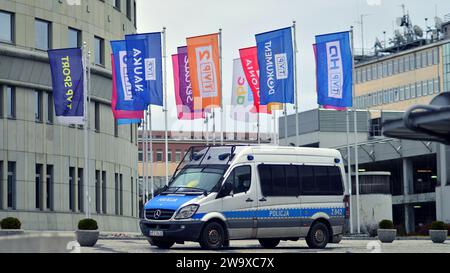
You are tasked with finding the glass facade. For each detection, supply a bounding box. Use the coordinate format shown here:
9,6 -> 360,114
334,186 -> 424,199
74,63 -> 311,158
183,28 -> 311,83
443,43 -> 450,93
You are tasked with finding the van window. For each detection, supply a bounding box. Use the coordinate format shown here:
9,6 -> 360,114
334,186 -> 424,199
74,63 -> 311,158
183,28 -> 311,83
301,166 -> 344,196
225,166 -> 251,195
258,165 -> 344,197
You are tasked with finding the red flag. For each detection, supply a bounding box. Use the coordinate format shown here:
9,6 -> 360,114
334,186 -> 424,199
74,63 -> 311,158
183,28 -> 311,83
111,54 -> 144,120
239,47 -> 284,113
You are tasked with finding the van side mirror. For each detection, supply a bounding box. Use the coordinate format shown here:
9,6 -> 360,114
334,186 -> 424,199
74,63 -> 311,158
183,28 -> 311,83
218,182 -> 233,198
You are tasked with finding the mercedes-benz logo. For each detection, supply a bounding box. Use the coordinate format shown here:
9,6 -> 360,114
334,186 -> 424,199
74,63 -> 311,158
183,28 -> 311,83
154,210 -> 162,219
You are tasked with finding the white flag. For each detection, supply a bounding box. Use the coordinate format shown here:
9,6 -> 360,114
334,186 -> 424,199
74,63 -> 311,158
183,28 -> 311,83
230,59 -> 257,123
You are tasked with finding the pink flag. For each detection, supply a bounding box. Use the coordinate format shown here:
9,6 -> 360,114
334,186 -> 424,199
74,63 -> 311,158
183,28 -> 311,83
313,44 -> 346,111
111,54 -> 144,120
172,53 -> 205,120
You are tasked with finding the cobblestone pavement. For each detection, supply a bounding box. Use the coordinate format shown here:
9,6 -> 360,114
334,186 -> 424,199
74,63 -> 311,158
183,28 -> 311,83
81,239 -> 450,253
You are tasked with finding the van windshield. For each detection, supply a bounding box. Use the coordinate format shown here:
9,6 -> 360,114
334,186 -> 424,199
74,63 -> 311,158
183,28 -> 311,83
169,165 -> 229,193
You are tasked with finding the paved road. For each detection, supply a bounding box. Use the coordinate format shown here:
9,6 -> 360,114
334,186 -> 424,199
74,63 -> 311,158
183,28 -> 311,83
82,239 -> 450,253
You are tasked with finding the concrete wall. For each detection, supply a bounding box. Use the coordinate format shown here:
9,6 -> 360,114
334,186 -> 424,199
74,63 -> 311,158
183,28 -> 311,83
350,194 -> 393,234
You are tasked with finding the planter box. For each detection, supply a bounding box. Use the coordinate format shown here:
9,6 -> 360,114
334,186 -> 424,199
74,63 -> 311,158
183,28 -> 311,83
76,230 -> 99,247
0,230 -> 25,237
429,230 -> 448,244
377,229 -> 396,243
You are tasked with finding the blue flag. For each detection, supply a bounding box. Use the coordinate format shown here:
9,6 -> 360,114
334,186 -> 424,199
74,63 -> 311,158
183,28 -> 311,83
117,119 -> 141,125
125,33 -> 163,107
111,40 -> 148,111
255,27 -> 294,105
48,48 -> 84,125
315,31 -> 353,108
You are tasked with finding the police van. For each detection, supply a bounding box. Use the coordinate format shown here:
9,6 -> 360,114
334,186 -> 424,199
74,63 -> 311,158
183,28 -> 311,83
140,145 -> 349,250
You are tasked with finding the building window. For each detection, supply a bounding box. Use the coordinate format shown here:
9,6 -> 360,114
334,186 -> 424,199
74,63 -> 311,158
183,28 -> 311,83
167,151 -> 172,162
6,86 -> 15,118
69,167 -> 75,211
0,10 -> 14,43
133,1 -> 137,27
126,0 -> 132,19
114,120 -> 118,137
68,27 -> 81,48
7,162 -> 16,209
0,86 -> 3,117
35,164 -> 43,209
46,165 -> 54,210
113,0 -> 121,11
393,58 -> 399,74
94,36 -> 104,65
102,171 -> 107,214
422,51 -> 428,67
387,60 -> 393,76
47,93 -> 54,123
377,63 -> 382,79
175,151 -> 182,162
94,102 -> 100,132
95,170 -> 101,213
417,81 -> 423,97
131,176 -> 134,216
115,173 -> 119,215
382,61 -> 388,77
35,90 -> 43,122
35,18 -> 51,50
415,53 -> 422,69
434,78 -> 440,94
405,85 -> 411,100
77,168 -> 84,212
119,174 -> 123,216
399,87 -> 405,101
411,83 -> 416,98
156,151 -> 163,162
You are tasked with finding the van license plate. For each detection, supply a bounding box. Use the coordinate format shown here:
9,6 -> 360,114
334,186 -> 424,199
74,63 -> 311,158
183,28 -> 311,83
149,230 -> 164,237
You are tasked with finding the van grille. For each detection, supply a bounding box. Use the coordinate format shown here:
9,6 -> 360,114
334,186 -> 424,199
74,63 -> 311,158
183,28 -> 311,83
145,209 -> 175,220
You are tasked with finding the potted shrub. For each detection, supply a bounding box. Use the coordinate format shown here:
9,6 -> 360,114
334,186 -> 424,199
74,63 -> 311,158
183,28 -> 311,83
0,217 -> 24,236
429,221 -> 448,244
76,219 -> 99,247
377,219 -> 396,243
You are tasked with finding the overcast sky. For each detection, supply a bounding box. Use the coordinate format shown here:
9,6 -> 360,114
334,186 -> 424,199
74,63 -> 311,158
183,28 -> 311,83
136,0 -> 449,134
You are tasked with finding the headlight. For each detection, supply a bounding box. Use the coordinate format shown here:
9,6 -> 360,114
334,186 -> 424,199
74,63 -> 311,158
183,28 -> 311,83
174,205 -> 199,220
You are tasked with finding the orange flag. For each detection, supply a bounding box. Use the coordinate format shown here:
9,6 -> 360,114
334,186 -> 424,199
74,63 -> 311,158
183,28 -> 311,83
186,33 -> 221,110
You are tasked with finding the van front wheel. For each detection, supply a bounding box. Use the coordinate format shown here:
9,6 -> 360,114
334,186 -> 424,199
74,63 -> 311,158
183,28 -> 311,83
199,222 -> 226,250
306,222 -> 330,249
259,239 -> 280,249
148,238 -> 175,249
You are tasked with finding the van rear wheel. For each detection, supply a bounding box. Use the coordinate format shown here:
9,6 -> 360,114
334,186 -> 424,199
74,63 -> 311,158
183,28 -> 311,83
258,239 -> 280,249
148,238 -> 175,249
199,222 -> 225,250
306,222 -> 330,249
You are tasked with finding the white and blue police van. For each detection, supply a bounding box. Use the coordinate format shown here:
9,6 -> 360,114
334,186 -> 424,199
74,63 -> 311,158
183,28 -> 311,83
139,145 -> 349,250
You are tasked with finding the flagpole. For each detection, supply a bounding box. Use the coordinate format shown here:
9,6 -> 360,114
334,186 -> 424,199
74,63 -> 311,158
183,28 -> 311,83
257,113 -> 261,144
162,27 -> 169,186
143,108 -> 148,203
284,103 -> 288,146
219,28 -> 224,145
82,42 -> 89,218
350,26 -> 361,234
149,107 -> 154,198
346,108 -> 353,234
293,21 -> 300,147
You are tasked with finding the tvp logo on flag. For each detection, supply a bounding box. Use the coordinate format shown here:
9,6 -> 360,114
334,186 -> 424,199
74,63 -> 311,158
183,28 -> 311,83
186,33 -> 222,110
315,31 -> 353,108
326,41 -> 344,99
195,45 -> 218,98
255,27 -> 294,105
47,48 -> 85,125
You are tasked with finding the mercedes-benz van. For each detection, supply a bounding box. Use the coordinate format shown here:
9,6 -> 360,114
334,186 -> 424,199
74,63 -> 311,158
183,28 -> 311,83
139,145 -> 349,250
